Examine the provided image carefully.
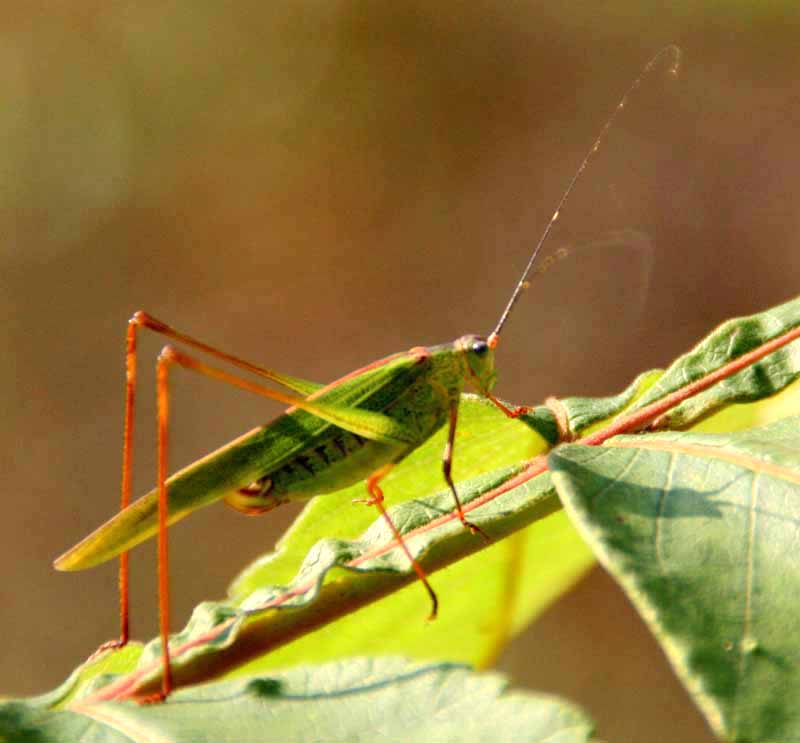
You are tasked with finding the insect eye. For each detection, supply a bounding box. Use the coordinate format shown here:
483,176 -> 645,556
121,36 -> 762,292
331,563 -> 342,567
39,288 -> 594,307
471,340 -> 489,355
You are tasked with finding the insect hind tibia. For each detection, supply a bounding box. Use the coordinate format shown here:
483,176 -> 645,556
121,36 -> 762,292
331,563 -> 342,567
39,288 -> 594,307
489,45 -> 682,345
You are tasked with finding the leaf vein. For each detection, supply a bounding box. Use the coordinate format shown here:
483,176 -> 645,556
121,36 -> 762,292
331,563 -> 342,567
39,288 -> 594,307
733,470 -> 760,735
654,452 -> 677,571
70,703 -> 175,743
609,439 -> 800,484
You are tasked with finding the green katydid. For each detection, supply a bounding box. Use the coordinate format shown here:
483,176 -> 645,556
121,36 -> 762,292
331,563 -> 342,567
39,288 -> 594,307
54,45 -> 681,702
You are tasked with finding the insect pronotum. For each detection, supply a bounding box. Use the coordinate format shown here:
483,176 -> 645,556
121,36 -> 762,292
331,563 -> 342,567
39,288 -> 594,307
54,45 -> 681,702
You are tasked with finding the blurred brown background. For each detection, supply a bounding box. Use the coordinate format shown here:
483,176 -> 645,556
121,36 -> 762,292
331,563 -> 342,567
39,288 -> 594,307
3,2 -> 800,741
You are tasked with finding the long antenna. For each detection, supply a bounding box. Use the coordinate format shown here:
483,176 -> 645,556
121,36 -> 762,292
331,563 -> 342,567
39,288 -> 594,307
488,45 -> 682,348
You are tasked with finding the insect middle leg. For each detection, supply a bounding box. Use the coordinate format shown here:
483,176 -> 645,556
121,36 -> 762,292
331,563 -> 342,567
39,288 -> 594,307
356,465 -> 439,619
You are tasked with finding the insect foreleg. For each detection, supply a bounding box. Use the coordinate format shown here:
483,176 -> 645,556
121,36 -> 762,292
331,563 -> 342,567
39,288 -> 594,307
486,393 -> 530,419
442,399 -> 490,542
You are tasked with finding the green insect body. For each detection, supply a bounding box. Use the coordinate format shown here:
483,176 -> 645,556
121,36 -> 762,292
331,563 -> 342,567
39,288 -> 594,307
54,335 -> 496,572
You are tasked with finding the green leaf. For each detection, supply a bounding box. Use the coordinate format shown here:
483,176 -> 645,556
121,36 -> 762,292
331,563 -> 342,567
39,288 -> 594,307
557,369 -> 664,435
628,294 -> 800,428
549,416 -> 800,742
690,378 -> 800,435
0,658 -> 594,743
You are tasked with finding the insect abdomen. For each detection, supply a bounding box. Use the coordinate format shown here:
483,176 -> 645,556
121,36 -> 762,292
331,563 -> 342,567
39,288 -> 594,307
225,428 -> 408,513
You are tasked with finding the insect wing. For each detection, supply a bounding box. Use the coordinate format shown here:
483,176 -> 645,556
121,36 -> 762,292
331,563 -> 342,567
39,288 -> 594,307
54,350 -> 429,570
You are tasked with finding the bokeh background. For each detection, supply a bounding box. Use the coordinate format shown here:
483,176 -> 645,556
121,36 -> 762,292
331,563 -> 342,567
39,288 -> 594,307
4,3 -> 800,741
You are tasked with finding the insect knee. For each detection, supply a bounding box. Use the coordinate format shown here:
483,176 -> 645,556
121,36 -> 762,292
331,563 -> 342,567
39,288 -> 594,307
224,478 -> 280,515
